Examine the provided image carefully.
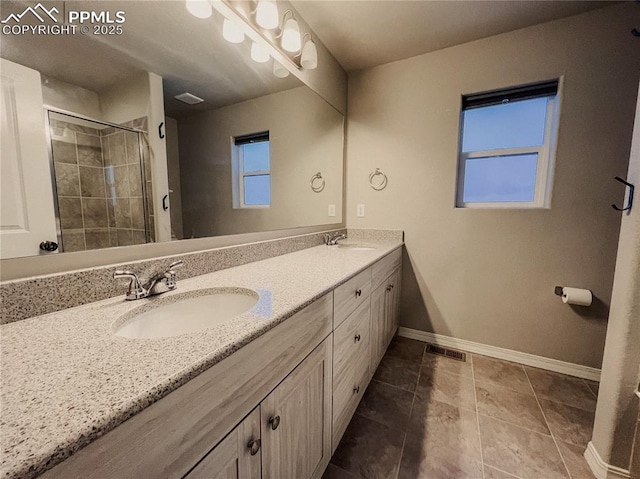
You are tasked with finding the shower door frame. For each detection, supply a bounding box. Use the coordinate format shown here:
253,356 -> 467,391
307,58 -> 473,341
44,106 -> 152,252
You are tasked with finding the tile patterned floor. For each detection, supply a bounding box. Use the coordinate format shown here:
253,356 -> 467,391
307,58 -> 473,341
324,337 -> 599,479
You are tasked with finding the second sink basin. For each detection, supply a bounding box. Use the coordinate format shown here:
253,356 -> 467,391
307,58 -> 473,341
114,288 -> 259,339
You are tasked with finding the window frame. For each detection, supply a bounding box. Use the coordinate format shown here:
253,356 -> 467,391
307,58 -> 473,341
456,80 -> 561,209
232,132 -> 271,209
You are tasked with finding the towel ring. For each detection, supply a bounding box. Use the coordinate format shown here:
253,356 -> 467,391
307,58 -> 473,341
310,172 -> 325,193
369,168 -> 388,191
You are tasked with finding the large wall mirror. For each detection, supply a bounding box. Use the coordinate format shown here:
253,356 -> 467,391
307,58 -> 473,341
0,0 -> 344,260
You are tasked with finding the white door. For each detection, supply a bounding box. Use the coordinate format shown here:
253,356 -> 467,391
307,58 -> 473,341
0,58 -> 58,258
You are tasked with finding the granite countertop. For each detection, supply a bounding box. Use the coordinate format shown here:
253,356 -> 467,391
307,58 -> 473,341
0,240 -> 402,479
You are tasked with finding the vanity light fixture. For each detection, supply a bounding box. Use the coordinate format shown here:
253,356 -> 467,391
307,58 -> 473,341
273,60 -> 290,78
255,0 -> 279,29
251,41 -> 270,63
300,33 -> 318,70
208,0 -> 319,76
222,17 -> 245,43
280,11 -> 301,53
185,0 -> 212,18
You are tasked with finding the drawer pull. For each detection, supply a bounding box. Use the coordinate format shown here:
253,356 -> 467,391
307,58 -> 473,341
353,385 -> 360,394
247,438 -> 261,455
354,334 -> 361,343
386,284 -> 394,292
268,415 -> 281,431
355,289 -> 362,297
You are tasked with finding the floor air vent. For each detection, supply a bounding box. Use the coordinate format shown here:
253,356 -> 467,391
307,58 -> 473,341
425,344 -> 467,362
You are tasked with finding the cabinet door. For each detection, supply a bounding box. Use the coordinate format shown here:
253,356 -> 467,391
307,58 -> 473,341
261,337 -> 332,479
184,407 -> 261,479
370,282 -> 387,373
385,268 -> 402,344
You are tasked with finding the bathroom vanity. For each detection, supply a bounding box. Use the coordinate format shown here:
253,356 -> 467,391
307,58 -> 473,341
0,239 -> 402,479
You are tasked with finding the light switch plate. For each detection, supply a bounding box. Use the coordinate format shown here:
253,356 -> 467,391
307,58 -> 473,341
357,204 -> 365,217
328,204 -> 336,217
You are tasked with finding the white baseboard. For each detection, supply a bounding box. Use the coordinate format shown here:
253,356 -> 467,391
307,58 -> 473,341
397,327 -> 601,382
584,442 -> 631,479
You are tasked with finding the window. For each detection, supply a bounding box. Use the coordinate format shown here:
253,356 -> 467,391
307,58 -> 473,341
457,80 -> 560,208
233,131 -> 271,208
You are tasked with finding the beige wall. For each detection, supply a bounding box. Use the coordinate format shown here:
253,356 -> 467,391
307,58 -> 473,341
41,76 -> 101,119
345,4 -> 640,368
178,86 -> 344,238
100,72 -> 151,125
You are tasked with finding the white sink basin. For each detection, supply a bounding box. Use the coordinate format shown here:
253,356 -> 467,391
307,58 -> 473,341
115,288 -> 259,339
337,243 -> 377,251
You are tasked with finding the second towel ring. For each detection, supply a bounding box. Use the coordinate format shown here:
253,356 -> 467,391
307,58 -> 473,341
310,172 -> 325,193
369,168 -> 388,191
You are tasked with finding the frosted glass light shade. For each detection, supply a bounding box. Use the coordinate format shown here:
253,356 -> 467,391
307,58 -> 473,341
281,18 -> 301,52
273,61 -> 290,78
256,0 -> 279,29
185,0 -> 212,18
251,42 -> 270,63
223,18 -> 244,44
301,39 -> 318,69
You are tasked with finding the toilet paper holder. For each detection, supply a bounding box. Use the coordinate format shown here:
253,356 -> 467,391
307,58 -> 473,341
554,285 -> 593,306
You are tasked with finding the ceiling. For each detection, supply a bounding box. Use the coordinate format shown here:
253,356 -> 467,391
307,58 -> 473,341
291,0 -> 615,72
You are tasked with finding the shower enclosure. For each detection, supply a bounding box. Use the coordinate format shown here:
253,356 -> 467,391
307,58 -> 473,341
46,110 -> 154,252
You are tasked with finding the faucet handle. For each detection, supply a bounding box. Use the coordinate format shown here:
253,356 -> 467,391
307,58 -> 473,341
167,260 -> 183,272
164,260 -> 183,290
113,270 -> 139,282
113,270 -> 145,300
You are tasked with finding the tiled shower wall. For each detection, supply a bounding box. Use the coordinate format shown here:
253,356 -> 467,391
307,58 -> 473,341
50,117 -> 154,252
122,117 -> 155,241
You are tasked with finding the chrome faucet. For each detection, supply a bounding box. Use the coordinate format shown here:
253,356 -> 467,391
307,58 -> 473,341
113,260 -> 184,300
324,232 -> 347,245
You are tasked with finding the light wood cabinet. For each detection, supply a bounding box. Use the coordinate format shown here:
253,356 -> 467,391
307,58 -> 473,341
371,248 -> 402,290
261,337 -> 332,479
187,337 -> 332,479
334,267 -> 372,328
385,268 -> 402,342
42,248 -> 403,479
43,295 -> 333,479
184,408 -> 261,479
332,300 -> 371,450
370,267 -> 402,373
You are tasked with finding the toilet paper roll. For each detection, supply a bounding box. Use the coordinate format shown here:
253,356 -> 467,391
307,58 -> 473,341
562,287 -> 592,306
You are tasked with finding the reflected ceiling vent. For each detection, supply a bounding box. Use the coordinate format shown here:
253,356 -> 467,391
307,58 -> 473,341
174,92 -> 204,105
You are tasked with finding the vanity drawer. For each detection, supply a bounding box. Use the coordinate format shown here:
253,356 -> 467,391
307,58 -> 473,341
333,299 -> 371,381
371,248 -> 402,290
332,352 -> 369,451
334,267 -> 372,328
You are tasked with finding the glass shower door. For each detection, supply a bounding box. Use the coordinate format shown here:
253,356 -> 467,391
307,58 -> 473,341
47,110 -> 151,252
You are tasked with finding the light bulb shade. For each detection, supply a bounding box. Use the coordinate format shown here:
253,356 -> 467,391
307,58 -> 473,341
256,0 -> 279,29
300,39 -> 318,69
251,42 -> 270,63
185,0 -> 212,18
223,18 -> 245,44
281,18 -> 301,52
273,61 -> 290,78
